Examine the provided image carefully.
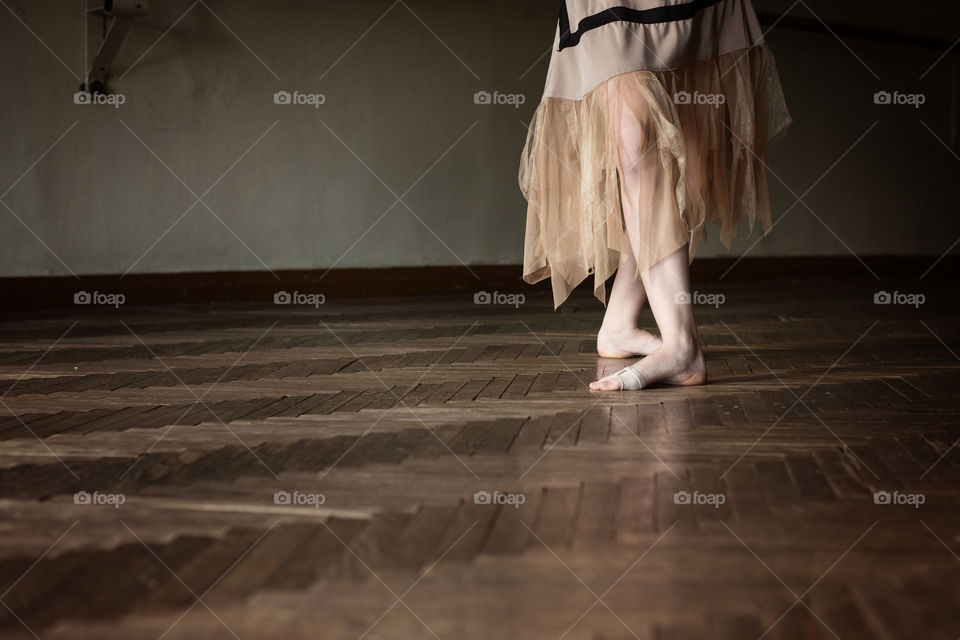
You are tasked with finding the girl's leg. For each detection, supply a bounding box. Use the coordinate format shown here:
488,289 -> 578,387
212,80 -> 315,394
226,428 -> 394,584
596,88 -> 663,359
591,90 -> 707,390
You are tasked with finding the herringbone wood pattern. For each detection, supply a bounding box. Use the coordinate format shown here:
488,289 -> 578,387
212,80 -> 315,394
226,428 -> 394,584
0,277 -> 958,639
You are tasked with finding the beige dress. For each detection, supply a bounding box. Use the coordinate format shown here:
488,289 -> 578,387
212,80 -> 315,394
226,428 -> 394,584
519,0 -> 792,309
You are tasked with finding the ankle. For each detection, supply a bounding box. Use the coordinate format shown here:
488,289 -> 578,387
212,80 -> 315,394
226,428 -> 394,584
662,330 -> 700,357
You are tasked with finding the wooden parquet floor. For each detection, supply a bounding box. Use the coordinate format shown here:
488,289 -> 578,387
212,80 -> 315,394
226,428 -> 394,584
0,277 -> 958,639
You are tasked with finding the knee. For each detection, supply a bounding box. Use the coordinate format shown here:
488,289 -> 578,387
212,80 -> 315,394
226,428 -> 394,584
618,142 -> 658,176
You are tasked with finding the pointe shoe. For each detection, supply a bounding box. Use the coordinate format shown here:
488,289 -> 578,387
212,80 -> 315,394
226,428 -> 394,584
613,365 -> 647,391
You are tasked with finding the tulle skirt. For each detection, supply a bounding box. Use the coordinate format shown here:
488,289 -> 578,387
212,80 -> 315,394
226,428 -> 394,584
519,44 -> 792,309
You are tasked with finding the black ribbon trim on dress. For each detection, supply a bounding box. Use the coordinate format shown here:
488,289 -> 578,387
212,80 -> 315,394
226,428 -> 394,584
558,0 -> 726,51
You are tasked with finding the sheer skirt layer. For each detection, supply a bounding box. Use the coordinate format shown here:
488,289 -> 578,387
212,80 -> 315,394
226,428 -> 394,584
519,44 -> 791,309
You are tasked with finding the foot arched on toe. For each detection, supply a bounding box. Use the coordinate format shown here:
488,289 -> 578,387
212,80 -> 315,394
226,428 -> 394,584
596,326 -> 663,358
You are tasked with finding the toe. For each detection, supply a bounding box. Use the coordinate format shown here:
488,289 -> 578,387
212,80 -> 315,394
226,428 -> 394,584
590,375 -> 622,391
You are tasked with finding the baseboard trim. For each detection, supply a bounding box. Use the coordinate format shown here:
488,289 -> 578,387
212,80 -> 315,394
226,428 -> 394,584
0,255 -> 953,311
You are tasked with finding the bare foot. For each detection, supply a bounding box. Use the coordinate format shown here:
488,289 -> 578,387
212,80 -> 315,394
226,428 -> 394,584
597,326 -> 663,358
590,341 -> 707,391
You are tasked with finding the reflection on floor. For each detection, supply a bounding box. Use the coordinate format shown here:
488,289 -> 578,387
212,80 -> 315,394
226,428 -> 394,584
0,276 -> 958,639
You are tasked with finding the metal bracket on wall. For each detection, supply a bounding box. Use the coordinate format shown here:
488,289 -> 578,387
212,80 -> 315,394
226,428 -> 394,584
84,0 -> 150,94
